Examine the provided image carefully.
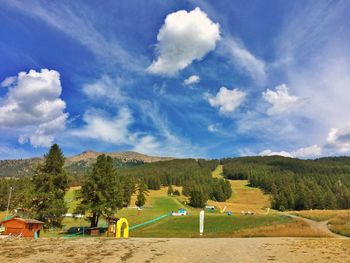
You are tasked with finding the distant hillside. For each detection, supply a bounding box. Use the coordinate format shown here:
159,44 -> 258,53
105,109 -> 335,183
0,158 -> 41,178
66,150 -> 173,164
0,151 -> 174,177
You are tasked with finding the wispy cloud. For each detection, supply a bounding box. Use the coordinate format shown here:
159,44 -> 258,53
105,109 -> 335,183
275,1 -> 350,128
3,0 -> 147,72
221,37 -> 267,84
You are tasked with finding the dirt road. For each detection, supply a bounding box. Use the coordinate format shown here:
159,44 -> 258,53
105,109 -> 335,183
1,237 -> 350,263
285,214 -> 344,238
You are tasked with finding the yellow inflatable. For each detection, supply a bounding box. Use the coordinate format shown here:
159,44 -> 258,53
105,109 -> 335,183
116,218 -> 129,238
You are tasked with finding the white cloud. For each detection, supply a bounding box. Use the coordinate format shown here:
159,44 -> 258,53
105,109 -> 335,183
208,123 -> 219,132
292,145 -> 322,158
184,75 -> 200,86
0,76 -> 17,87
147,7 -> 220,75
326,122 -> 350,153
82,75 -> 126,103
129,134 -> 161,155
262,84 -> 301,115
259,149 -> 293,158
0,69 -> 68,147
70,108 -> 132,144
260,144 -> 322,158
222,37 -> 266,84
205,87 -> 246,113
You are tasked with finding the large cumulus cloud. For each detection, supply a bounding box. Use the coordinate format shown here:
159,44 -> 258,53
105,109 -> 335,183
147,7 -> 220,76
0,69 -> 68,147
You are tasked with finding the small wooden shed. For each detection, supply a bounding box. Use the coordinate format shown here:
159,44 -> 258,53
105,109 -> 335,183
0,216 -> 44,237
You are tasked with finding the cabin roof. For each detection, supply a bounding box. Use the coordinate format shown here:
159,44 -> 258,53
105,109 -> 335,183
0,216 -> 44,225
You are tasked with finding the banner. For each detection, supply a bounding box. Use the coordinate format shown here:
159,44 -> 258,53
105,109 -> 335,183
199,210 -> 204,236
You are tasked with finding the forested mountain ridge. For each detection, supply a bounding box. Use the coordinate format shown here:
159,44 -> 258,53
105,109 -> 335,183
221,156 -> 350,211
0,151 -> 174,177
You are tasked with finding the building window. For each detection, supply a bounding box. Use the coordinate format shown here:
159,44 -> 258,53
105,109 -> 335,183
28,224 -> 33,230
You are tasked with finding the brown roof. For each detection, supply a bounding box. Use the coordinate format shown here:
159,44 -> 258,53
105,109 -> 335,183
0,216 -> 44,224
16,218 -> 44,224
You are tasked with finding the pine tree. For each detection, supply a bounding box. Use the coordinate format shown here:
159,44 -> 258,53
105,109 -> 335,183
167,185 -> 174,195
30,144 -> 68,227
189,186 -> 208,208
122,177 -> 136,207
76,154 -> 123,227
135,181 -> 149,207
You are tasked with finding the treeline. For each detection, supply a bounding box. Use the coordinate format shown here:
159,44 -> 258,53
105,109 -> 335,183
222,156 -> 350,211
0,177 -> 31,211
0,146 -> 142,228
118,158 -> 232,207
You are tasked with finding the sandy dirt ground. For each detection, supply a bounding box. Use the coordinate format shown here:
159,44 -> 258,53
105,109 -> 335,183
1,237 -> 350,263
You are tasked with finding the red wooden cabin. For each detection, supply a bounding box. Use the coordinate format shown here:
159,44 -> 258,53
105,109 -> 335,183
0,216 -> 44,237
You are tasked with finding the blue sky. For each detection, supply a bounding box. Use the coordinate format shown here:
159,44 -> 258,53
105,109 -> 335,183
0,0 -> 350,159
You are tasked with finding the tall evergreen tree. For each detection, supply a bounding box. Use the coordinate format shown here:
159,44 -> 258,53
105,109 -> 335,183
30,144 -> 68,227
76,154 -> 123,227
167,185 -> 174,195
135,181 -> 149,207
189,186 -> 208,208
122,176 -> 136,207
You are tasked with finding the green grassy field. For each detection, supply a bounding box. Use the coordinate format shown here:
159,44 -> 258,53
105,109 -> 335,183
0,166 -> 302,238
130,214 -> 292,237
56,184 -> 291,238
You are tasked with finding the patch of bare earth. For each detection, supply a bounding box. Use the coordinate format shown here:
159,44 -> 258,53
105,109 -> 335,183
1,237 -> 350,263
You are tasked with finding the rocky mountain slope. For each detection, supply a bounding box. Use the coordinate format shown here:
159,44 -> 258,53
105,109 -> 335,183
0,151 -> 174,177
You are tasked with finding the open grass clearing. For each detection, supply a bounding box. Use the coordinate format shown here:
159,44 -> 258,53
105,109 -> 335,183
208,165 -> 271,214
207,179 -> 271,214
130,214 -> 292,237
211,164 -> 223,178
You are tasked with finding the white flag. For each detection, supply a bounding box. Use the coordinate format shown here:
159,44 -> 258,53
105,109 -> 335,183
199,210 -> 204,236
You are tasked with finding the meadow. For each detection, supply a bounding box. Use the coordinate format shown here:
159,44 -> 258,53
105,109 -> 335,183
2,165 -> 349,238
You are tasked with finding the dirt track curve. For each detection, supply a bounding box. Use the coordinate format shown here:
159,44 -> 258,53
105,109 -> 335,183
285,214 -> 344,238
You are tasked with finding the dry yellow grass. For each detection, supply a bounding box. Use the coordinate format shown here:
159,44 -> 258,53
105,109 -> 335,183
0,211 -> 7,220
291,209 -> 349,221
207,165 -> 271,214
231,219 -> 331,237
207,180 -> 271,214
212,164 -> 224,178
329,213 -> 350,236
